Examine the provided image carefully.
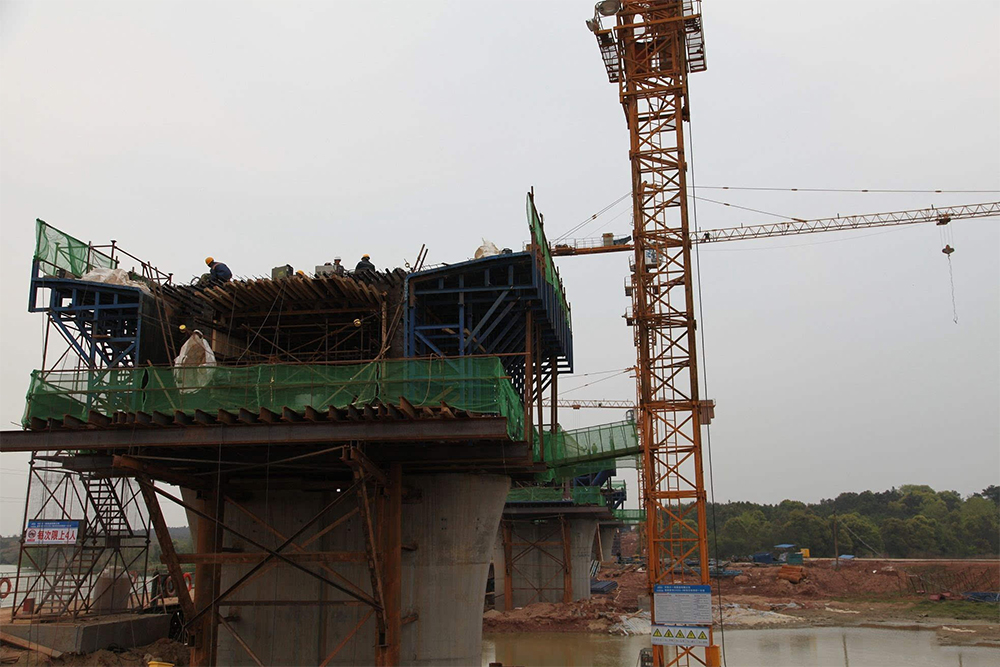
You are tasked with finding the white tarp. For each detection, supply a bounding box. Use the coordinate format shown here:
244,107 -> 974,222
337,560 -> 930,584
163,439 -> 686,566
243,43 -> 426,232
474,239 -> 501,259
173,330 -> 217,392
80,267 -> 152,294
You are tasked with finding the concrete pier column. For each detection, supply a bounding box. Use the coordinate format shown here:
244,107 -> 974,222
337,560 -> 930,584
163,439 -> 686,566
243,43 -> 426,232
204,472 -> 507,666
493,516 -> 598,609
598,524 -> 619,562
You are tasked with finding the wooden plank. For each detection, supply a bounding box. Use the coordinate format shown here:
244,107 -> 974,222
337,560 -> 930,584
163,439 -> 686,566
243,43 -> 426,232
138,480 -> 196,622
0,631 -> 64,658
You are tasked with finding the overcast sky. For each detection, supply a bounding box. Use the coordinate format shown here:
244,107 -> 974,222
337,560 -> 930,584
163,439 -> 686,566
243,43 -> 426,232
1,1 -> 997,534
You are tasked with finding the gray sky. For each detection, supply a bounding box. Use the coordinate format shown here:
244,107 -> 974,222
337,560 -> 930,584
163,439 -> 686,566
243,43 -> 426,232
1,0 -> 998,534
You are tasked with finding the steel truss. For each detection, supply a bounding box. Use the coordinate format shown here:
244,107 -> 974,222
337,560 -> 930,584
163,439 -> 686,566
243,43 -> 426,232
12,454 -> 151,620
134,445 -> 403,667
610,2 -> 718,665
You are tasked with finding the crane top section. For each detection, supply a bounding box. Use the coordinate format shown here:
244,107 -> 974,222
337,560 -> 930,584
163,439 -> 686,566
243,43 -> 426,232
585,0 -> 707,82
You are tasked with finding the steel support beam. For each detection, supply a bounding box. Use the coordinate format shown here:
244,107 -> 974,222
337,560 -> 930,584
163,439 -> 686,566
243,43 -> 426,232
0,417 -> 512,451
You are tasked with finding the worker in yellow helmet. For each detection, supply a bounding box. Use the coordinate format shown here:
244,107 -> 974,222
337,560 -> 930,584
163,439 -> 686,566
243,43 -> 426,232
204,256 -> 232,283
355,254 -> 375,274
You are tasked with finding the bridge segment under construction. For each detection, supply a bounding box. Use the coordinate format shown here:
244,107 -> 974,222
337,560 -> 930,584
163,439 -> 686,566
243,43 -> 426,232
0,192 -> 636,666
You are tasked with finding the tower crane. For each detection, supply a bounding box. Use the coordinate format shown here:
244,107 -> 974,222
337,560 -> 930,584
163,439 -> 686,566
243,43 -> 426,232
582,3 -> 717,665
572,3 -> 997,666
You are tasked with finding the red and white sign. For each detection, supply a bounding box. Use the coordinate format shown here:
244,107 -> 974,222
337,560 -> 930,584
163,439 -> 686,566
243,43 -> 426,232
24,520 -> 81,545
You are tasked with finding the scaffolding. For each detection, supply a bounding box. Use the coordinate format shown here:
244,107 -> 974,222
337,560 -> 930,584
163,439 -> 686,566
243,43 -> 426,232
12,455 -> 152,620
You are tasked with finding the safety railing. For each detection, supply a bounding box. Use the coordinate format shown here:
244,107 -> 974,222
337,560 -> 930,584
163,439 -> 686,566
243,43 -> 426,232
23,357 -> 525,439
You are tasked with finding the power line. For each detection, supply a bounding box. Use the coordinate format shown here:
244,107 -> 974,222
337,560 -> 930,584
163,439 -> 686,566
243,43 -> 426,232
691,185 -> 1000,194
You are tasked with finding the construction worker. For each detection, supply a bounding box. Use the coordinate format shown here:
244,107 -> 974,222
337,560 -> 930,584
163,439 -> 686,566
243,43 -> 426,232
332,257 -> 345,276
205,257 -> 232,283
355,254 -> 375,274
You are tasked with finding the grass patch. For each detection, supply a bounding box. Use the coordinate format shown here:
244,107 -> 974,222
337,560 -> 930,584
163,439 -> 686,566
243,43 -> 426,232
910,600 -> 1000,622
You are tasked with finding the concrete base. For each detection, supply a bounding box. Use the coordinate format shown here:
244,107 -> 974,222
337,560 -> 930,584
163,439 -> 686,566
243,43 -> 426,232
493,516 -> 598,610
206,472 -> 509,666
1,613 -> 171,655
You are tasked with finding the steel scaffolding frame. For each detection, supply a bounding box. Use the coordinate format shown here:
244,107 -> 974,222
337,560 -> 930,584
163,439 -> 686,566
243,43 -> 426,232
132,445 -> 403,667
12,455 -> 151,620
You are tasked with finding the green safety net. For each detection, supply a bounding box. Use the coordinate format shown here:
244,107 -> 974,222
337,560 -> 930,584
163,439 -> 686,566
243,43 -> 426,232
613,509 -> 646,524
23,357 -> 524,439
534,420 -> 640,480
34,219 -> 116,278
526,194 -> 571,329
506,485 -> 605,506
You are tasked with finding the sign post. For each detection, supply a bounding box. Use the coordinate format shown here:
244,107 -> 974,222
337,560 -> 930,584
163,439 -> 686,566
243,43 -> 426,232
651,583 -> 713,648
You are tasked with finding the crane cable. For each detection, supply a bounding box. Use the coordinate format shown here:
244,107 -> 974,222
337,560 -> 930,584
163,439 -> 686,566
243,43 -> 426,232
687,111 -> 728,667
939,223 -> 959,324
552,191 -> 632,242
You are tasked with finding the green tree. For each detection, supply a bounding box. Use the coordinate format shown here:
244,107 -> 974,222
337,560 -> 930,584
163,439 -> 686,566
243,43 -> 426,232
975,485 -> 1000,507
838,513 -> 883,556
880,517 -> 909,557
777,510 -> 832,556
960,496 -> 1000,555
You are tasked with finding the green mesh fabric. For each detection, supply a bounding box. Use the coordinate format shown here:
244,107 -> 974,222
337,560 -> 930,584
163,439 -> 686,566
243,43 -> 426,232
526,194 -> 571,329
613,509 -> 646,524
23,358 -> 523,438
34,219 -> 116,278
506,485 -> 605,506
535,421 -> 639,469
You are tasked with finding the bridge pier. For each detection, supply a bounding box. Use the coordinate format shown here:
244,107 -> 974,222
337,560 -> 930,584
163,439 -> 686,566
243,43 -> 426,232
183,472 -> 508,666
493,510 -> 603,610
597,523 -> 620,563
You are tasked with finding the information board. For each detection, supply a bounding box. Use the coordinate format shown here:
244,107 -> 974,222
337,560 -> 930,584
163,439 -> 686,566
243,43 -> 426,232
651,624 -> 711,647
25,520 -> 81,545
653,584 -> 712,625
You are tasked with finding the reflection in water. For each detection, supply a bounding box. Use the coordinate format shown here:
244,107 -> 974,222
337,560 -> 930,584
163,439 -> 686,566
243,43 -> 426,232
483,627 -> 996,667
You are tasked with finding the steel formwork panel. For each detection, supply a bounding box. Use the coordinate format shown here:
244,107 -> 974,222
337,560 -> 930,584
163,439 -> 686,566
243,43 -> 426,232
404,252 -> 573,370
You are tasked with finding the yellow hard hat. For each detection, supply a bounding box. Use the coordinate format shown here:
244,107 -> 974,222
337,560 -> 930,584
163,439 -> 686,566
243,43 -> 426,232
205,257 -> 214,265
296,270 -> 306,276
362,254 -> 370,260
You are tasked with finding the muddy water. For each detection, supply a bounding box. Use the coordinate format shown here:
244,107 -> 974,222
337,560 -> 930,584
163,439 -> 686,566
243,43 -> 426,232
482,627 -> 998,667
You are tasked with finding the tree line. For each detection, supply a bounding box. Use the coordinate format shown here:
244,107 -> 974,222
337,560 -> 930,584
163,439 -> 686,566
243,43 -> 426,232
708,485 -> 999,560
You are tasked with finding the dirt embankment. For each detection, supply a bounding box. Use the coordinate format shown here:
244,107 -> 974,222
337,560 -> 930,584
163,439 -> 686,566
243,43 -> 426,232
484,560 -> 1000,648
0,638 -> 188,667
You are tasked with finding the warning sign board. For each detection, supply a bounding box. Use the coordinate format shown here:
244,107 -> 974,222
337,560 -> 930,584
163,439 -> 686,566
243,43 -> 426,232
24,520 -> 81,546
653,584 -> 712,625
651,624 -> 711,647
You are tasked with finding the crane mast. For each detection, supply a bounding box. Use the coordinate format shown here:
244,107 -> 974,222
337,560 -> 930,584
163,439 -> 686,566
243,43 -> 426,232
590,2 -> 717,665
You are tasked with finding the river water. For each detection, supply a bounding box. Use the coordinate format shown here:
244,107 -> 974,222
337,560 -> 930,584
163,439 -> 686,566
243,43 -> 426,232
482,627 -> 997,667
